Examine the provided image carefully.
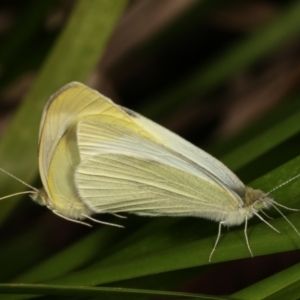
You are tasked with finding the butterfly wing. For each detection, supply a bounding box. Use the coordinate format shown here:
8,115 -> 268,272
130,110 -> 246,196
39,82 -> 245,219
38,82 -> 128,217
75,152 -> 241,219
39,82 -> 114,190
75,119 -> 244,218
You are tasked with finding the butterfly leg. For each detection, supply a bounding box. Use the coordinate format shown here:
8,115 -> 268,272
82,214 -> 124,228
244,215 -> 253,257
209,221 -> 226,262
109,213 -> 127,219
52,210 -> 92,227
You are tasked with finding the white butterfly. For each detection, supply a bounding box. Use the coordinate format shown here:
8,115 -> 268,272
1,82 -> 299,261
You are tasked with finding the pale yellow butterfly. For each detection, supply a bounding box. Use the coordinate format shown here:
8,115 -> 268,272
1,82 -> 299,262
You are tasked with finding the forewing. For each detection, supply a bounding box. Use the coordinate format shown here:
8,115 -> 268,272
38,82 -> 121,196
75,153 -> 240,218
77,120 -> 239,199
130,111 -> 246,195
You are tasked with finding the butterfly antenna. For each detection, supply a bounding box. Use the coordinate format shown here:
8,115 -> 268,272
0,191 -> 37,201
267,173 -> 300,195
0,167 -> 38,192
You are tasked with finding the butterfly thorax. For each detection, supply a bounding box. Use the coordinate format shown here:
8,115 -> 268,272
230,186 -> 273,224
215,187 -> 272,226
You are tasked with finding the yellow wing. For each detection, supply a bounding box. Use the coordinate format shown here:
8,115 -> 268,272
39,82 -> 137,218
39,82 -> 115,189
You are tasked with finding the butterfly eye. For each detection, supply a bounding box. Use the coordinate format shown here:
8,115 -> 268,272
30,194 -> 43,206
253,200 -> 265,210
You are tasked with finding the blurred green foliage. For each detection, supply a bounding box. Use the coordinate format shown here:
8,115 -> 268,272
0,0 -> 300,299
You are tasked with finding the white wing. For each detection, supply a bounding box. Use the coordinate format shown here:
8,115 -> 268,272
75,120 -> 244,217
77,121 -> 242,198
75,152 -> 241,220
39,82 -> 246,220
130,109 -> 245,196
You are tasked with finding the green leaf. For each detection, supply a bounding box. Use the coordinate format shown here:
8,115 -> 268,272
0,0 -> 128,224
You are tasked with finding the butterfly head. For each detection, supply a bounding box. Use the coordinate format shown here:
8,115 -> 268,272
245,186 -> 273,212
30,188 -> 48,207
